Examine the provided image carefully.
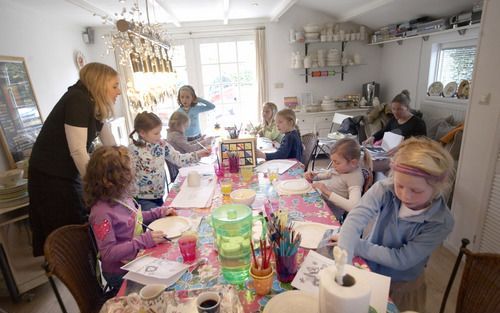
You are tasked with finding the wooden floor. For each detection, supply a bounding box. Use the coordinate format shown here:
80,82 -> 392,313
0,158 -> 463,313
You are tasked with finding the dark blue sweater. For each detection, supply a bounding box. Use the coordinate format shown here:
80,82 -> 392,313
265,129 -> 303,163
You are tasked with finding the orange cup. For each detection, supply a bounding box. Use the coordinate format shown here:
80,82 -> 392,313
250,266 -> 274,296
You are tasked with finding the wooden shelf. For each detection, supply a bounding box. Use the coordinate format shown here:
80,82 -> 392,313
368,24 -> 480,46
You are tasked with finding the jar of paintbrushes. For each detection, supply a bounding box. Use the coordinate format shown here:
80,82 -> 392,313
228,152 -> 240,173
267,212 -> 301,283
250,237 -> 274,295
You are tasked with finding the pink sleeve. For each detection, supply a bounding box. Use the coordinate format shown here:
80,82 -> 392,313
91,211 -> 156,265
143,207 -> 164,223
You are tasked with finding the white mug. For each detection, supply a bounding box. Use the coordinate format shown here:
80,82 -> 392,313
187,171 -> 201,187
140,284 -> 167,313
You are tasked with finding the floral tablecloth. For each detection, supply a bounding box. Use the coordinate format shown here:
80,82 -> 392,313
105,163 -> 399,313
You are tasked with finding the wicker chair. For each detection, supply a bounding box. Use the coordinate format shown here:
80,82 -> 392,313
301,132 -> 318,171
439,238 -> 500,313
44,224 -> 106,313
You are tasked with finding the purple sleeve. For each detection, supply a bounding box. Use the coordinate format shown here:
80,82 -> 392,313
90,210 -> 156,265
143,207 -> 164,224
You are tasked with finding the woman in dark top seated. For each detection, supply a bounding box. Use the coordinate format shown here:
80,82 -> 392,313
363,90 -> 426,145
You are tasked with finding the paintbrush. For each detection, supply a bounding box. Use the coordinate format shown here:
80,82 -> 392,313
196,141 -> 209,152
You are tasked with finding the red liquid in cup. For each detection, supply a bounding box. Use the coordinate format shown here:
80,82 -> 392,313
178,235 -> 197,263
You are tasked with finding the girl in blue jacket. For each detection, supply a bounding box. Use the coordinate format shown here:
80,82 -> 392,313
337,137 -> 454,312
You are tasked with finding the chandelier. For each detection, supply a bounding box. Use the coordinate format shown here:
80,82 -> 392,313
102,0 -> 176,112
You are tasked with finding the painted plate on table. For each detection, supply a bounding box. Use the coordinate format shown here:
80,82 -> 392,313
443,82 -> 458,97
428,81 -> 443,96
148,216 -> 191,238
277,179 -> 312,194
294,222 -> 339,249
263,290 -> 318,313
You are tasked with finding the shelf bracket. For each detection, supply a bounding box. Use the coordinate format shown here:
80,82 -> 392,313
397,40 -> 403,46
422,35 -> 429,41
457,29 -> 467,36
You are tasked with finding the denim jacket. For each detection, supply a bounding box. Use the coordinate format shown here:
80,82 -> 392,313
338,178 -> 454,282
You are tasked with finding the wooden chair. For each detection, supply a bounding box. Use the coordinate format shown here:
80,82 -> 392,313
301,132 -> 318,171
44,224 -> 107,313
439,238 -> 500,313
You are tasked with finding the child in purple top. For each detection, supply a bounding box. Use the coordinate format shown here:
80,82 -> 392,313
84,146 -> 176,292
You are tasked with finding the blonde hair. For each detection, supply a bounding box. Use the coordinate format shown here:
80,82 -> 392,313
331,138 -> 373,171
83,146 -> 133,207
177,85 -> 198,107
392,137 -> 454,197
263,102 -> 278,125
168,111 -> 190,133
79,62 -> 118,121
129,111 -> 162,147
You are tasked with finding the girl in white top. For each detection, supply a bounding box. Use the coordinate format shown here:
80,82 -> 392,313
305,138 -> 372,212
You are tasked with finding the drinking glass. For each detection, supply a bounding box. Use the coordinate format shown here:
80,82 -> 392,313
178,231 -> 198,263
220,178 -> 233,195
267,167 -> 279,182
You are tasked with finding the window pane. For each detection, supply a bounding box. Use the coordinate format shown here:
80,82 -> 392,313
220,63 -> 238,84
174,67 -> 188,88
237,63 -> 255,84
237,41 -> 255,63
437,46 -> 476,84
219,42 -> 237,63
200,43 -> 218,64
222,84 -> 239,104
205,84 -> 221,104
201,64 -> 220,86
171,45 -> 186,67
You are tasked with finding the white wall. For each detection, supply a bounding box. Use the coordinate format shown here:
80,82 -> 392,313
0,0 -> 91,170
449,0 -> 500,252
266,5 -> 382,107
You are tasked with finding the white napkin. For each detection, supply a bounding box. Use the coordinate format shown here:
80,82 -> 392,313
170,176 -> 216,208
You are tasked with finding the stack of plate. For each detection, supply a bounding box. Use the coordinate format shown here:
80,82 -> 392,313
0,179 -> 29,208
321,96 -> 336,111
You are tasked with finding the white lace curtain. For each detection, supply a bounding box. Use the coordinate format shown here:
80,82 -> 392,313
256,27 -> 268,122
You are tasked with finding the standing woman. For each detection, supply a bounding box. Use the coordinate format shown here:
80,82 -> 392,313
28,62 -> 120,256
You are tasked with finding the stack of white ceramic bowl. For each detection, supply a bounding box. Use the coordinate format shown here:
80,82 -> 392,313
317,49 -> 326,67
321,96 -> 336,111
327,49 -> 341,66
303,24 -> 321,41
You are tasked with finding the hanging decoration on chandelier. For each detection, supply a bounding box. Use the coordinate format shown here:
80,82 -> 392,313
101,0 -> 177,112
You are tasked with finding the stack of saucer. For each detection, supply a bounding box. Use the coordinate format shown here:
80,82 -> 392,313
321,96 -> 336,111
327,49 -> 341,66
0,179 -> 28,208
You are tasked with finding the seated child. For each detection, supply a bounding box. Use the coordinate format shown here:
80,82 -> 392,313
305,138 -> 372,214
256,102 -> 283,143
85,146 -> 177,292
167,111 -> 213,153
256,108 -> 303,163
336,137 -> 455,312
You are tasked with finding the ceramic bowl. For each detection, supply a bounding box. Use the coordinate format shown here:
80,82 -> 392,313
230,188 -> 256,206
304,32 -> 319,40
0,169 -> 23,187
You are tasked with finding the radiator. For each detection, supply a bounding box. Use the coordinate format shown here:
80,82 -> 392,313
419,100 -> 468,123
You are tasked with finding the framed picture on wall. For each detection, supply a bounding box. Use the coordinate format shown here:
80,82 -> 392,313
0,56 -> 43,169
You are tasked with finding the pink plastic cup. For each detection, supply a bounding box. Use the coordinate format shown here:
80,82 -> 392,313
178,233 -> 198,263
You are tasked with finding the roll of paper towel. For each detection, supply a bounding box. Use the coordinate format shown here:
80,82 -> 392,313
318,265 -> 371,313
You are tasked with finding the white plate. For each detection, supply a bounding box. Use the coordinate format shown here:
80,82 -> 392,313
148,216 -> 191,238
0,179 -> 27,193
428,81 -> 443,96
263,290 -> 318,313
443,82 -> 458,97
294,222 -> 339,249
278,179 -> 310,193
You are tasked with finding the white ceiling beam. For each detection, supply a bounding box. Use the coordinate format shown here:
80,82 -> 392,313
223,0 -> 230,25
338,0 -> 396,22
65,0 -> 115,22
270,0 -> 297,22
154,0 -> 181,27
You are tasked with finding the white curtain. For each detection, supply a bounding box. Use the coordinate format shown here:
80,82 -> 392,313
255,28 -> 268,122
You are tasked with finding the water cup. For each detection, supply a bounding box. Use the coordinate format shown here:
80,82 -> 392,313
240,166 -> 253,182
139,284 -> 167,313
178,231 -> 198,263
267,167 -> 279,182
196,291 -> 221,313
220,178 -> 232,195
275,253 -> 298,283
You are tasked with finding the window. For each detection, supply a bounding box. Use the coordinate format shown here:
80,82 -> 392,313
435,45 -> 476,85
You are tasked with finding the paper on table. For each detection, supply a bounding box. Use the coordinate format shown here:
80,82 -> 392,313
170,176 -> 216,208
255,159 -> 297,175
291,251 -> 390,313
121,255 -> 188,287
381,131 -> 404,152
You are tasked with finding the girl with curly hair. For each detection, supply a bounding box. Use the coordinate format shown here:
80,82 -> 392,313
85,146 -> 176,292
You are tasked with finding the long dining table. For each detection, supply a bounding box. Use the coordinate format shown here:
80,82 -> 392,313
100,161 -> 399,313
